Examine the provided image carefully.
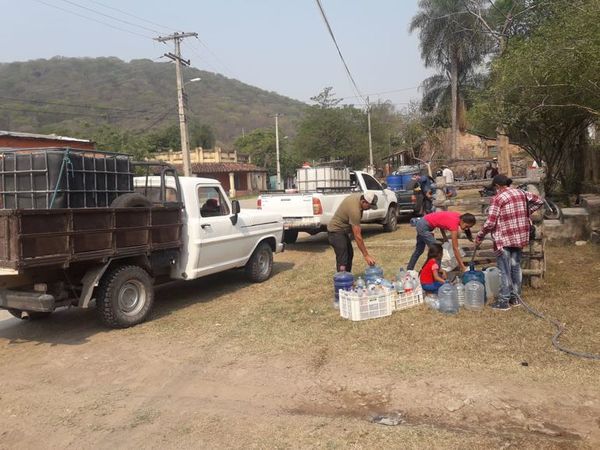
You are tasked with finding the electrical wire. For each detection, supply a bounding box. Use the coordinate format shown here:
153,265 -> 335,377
0,96 -> 154,115
33,0 -> 153,39
85,0 -> 173,34
58,0 -> 161,34
314,0 -> 366,105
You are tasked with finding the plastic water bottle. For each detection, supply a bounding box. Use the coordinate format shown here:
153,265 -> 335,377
484,267 -> 501,303
394,278 -> 404,293
397,267 -> 407,283
403,275 -> 414,293
464,280 -> 485,311
438,282 -> 459,314
355,276 -> 366,289
333,271 -> 354,310
455,278 -> 465,307
365,265 -> 384,284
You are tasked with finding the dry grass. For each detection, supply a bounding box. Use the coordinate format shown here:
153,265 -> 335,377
144,223 -> 600,388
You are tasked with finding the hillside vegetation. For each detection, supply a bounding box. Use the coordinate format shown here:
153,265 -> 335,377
0,57 -> 305,147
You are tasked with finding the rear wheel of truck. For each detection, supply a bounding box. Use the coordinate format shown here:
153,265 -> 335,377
383,206 -> 398,232
245,242 -> 273,283
283,230 -> 299,244
8,309 -> 52,321
96,265 -> 154,328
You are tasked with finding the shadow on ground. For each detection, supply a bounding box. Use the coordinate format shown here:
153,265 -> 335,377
0,261 -> 296,346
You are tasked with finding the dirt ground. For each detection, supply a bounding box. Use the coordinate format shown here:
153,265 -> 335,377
1,223 -> 599,449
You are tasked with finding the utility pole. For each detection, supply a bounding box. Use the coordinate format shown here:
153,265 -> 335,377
366,97 -> 374,174
155,32 -> 198,177
274,113 -> 282,190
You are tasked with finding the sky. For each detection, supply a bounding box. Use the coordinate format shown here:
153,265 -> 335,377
1,0 -> 431,108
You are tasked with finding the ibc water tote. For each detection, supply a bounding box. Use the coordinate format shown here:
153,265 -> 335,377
438,283 -> 459,314
464,281 -> 485,311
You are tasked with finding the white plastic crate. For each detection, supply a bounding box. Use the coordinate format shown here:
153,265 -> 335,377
394,286 -> 424,311
339,288 -> 394,321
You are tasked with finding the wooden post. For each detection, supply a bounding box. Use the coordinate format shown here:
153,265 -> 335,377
496,132 -> 512,177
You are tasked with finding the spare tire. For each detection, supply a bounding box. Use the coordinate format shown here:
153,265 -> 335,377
111,193 -> 152,208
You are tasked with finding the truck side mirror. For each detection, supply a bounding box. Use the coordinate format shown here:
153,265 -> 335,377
230,199 -> 241,225
381,182 -> 388,189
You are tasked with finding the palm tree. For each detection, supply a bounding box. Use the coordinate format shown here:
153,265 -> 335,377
421,71 -> 486,132
410,0 -> 490,158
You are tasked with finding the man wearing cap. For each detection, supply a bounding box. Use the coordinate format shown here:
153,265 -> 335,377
475,174 -> 544,310
327,192 -> 378,273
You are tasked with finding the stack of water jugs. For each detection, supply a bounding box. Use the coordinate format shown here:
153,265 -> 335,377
332,265 -> 420,310
432,263 -> 501,314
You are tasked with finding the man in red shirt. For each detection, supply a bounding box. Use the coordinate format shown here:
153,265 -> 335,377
475,174 -> 544,310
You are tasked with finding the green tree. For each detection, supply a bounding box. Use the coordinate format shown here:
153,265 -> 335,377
234,128 -> 299,178
293,88 -> 370,168
410,0 -> 491,157
470,0 -> 600,192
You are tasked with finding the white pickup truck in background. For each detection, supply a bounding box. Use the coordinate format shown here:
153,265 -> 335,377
257,169 -> 398,244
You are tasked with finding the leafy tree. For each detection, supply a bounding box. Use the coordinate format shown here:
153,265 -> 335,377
410,0 -> 491,157
470,0 -> 600,192
293,88 -> 369,168
233,128 -> 299,178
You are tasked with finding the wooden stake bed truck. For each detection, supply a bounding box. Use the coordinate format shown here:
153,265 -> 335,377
0,168 -> 284,328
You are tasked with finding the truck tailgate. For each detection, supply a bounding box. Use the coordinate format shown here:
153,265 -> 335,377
260,194 -> 315,217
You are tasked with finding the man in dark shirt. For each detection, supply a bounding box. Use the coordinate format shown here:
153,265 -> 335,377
327,192 -> 378,272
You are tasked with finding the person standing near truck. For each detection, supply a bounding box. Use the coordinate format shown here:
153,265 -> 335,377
327,193 -> 378,272
406,211 -> 476,271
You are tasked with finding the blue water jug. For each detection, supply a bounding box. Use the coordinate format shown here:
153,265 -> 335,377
438,282 -> 459,314
364,265 -> 384,284
462,263 -> 486,302
333,271 -> 354,309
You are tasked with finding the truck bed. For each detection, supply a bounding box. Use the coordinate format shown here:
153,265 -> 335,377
0,206 -> 183,270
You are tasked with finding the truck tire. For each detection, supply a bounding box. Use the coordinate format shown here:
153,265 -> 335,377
245,242 -> 273,283
283,230 -> 299,244
111,193 -> 152,208
8,309 -> 52,321
383,206 -> 398,232
96,265 -> 154,328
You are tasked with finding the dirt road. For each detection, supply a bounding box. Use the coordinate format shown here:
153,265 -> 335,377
1,232 -> 599,449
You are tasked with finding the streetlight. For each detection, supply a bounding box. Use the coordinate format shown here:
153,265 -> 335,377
186,77 -> 201,84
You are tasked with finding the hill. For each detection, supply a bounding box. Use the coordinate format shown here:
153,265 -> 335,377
0,57 -> 306,147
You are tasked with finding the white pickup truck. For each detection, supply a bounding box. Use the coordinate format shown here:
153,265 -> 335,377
0,167 -> 284,328
257,170 -> 398,243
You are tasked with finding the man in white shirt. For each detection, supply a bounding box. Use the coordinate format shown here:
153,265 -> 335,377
441,165 -> 454,184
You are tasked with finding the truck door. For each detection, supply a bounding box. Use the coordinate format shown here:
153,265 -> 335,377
195,186 -> 252,275
360,173 -> 386,221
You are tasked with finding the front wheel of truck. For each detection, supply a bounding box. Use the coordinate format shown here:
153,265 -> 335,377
245,242 -> 273,283
96,265 -> 154,328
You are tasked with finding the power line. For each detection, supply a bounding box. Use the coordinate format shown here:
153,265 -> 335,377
0,96 -> 155,115
192,37 -> 239,80
59,0 -> 160,34
34,0 -> 153,39
86,0 -> 173,34
314,0 -> 365,105
0,105 -> 121,118
340,86 -> 421,101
